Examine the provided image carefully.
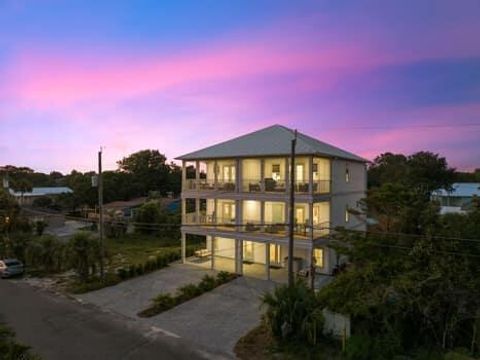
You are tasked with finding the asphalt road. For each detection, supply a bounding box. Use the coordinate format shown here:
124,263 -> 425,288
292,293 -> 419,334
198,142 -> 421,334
0,279 -> 214,360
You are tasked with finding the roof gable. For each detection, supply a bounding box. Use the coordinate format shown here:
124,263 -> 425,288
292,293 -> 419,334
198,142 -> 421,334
177,125 -> 367,162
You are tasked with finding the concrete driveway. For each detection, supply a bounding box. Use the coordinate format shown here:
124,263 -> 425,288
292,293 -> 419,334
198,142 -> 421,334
77,263 -> 275,358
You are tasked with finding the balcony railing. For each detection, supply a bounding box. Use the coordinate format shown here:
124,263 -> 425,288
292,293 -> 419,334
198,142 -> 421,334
242,179 -> 262,193
184,177 -> 331,194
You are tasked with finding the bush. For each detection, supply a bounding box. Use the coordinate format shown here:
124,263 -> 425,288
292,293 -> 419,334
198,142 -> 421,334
0,324 -> 39,360
217,271 -> 235,285
198,275 -> 217,292
117,267 -> 128,280
69,273 -> 120,294
262,280 -> 324,346
176,283 -> 201,302
138,271 -> 239,317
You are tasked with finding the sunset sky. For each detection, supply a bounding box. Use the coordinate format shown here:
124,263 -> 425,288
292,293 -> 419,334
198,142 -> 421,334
0,0 -> 479,173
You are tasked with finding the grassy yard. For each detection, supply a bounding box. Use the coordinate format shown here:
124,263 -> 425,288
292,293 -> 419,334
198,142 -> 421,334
105,234 -> 181,271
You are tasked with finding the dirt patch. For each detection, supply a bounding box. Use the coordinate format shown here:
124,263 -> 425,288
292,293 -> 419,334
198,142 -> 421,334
234,323 -> 275,360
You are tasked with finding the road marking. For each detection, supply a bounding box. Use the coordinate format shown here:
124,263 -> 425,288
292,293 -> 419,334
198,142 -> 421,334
149,326 -> 181,339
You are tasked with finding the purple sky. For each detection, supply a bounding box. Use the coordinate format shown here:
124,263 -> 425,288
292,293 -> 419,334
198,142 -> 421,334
0,0 -> 479,173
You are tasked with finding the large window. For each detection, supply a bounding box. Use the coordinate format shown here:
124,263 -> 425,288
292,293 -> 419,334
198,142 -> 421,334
314,248 -> 324,268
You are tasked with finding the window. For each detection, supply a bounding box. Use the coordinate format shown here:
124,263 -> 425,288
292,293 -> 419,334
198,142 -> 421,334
272,164 -> 281,181
345,165 -> 350,183
244,241 -> 254,261
314,248 -> 324,268
345,206 -> 350,223
296,164 -> 304,182
270,244 -> 281,264
223,165 -> 235,182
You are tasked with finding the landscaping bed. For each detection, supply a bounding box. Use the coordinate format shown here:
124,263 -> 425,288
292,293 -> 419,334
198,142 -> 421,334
138,271 -> 239,317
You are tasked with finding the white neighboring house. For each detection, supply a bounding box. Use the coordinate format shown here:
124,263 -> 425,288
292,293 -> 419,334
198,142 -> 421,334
7,186 -> 73,206
176,125 -> 367,282
432,182 -> 480,214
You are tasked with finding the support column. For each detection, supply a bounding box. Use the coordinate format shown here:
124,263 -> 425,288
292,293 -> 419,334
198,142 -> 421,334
214,199 -> 218,225
181,198 -> 187,224
309,156 -> 314,196
309,202 -> 314,241
181,160 -> 187,191
284,157 -> 290,193
260,159 -> 265,192
236,159 -> 241,193
181,232 -> 186,264
195,160 -> 200,190
236,199 -> 243,232
260,201 -> 265,227
236,238 -> 243,275
214,160 -> 218,190
195,198 -> 200,224
211,236 -> 215,270
265,242 -> 270,281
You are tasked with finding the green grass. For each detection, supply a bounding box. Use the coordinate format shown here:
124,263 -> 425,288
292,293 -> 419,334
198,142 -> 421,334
105,234 -> 181,271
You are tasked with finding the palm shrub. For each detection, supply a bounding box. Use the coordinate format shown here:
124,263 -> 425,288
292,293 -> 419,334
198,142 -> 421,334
261,280 -> 325,346
25,234 -> 66,273
67,232 -> 101,281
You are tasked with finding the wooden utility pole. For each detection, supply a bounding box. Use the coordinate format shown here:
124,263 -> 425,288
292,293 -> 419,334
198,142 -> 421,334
287,130 -> 297,287
98,148 -> 105,280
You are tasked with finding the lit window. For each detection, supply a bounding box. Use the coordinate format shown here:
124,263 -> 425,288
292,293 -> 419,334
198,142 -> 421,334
314,248 -> 324,268
272,164 -> 281,181
345,166 -> 350,183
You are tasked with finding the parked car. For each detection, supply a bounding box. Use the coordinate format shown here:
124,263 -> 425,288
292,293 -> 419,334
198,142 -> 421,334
0,259 -> 25,278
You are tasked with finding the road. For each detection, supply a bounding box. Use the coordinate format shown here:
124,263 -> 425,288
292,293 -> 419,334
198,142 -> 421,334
0,279 -> 213,360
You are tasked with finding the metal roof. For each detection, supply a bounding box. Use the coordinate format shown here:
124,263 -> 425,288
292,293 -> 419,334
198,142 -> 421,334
177,125 -> 367,162
433,183 -> 480,198
9,187 -> 73,197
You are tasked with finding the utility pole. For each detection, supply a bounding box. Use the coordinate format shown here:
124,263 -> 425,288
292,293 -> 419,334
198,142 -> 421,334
98,148 -> 105,280
287,130 -> 297,287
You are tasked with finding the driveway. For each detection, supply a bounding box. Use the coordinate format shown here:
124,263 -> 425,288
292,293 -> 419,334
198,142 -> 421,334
0,279 -> 208,360
77,263 -> 276,358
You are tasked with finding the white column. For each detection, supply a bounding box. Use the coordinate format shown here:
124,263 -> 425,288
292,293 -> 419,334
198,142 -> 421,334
265,242 -> 270,280
236,238 -> 243,275
214,160 -> 218,190
260,159 -> 265,192
211,236 -> 215,270
284,157 -> 290,193
236,200 -> 243,232
309,156 -> 314,195
181,198 -> 187,224
181,232 -> 186,263
181,160 -> 187,191
195,198 -> 200,224
195,160 -> 200,190
236,158 -> 241,193
309,202 -> 314,241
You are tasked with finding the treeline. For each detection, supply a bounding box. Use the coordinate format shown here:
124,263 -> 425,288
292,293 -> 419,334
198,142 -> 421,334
1,150 -> 181,210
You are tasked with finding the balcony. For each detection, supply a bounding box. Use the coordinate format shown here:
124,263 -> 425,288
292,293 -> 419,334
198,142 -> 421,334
182,179 -> 236,192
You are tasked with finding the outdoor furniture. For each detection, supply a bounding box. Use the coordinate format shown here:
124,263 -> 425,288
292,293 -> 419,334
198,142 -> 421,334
297,267 -> 310,277
249,182 -> 261,192
194,249 -> 212,258
223,182 -> 235,192
264,178 -> 276,192
245,222 -> 260,232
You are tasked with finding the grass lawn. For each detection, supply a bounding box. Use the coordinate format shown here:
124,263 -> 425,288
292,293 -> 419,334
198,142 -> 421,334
105,233 -> 181,271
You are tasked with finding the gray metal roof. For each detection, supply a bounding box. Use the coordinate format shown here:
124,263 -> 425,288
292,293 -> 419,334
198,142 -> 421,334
433,183 -> 480,198
9,187 -> 73,197
177,125 -> 367,162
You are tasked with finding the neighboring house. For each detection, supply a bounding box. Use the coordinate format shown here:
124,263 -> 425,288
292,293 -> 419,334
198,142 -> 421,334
176,125 -> 367,282
432,182 -> 480,214
8,186 -> 73,206
104,197 -> 148,218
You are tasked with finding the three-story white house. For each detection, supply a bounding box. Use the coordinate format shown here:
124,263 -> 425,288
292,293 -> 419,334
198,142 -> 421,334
177,125 -> 366,282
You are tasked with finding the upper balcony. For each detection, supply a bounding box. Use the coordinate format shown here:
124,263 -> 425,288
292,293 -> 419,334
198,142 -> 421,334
182,156 -> 331,195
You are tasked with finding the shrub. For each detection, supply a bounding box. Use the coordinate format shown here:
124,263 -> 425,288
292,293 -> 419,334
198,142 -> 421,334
117,267 -> 128,280
128,264 -> 136,278
262,280 -> 324,346
176,283 -> 201,302
217,271 -> 235,285
138,294 -> 177,317
69,273 -> 120,294
198,275 -> 217,292
135,263 -> 145,276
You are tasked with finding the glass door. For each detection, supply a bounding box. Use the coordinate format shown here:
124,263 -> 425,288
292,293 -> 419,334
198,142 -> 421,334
269,244 -> 281,265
